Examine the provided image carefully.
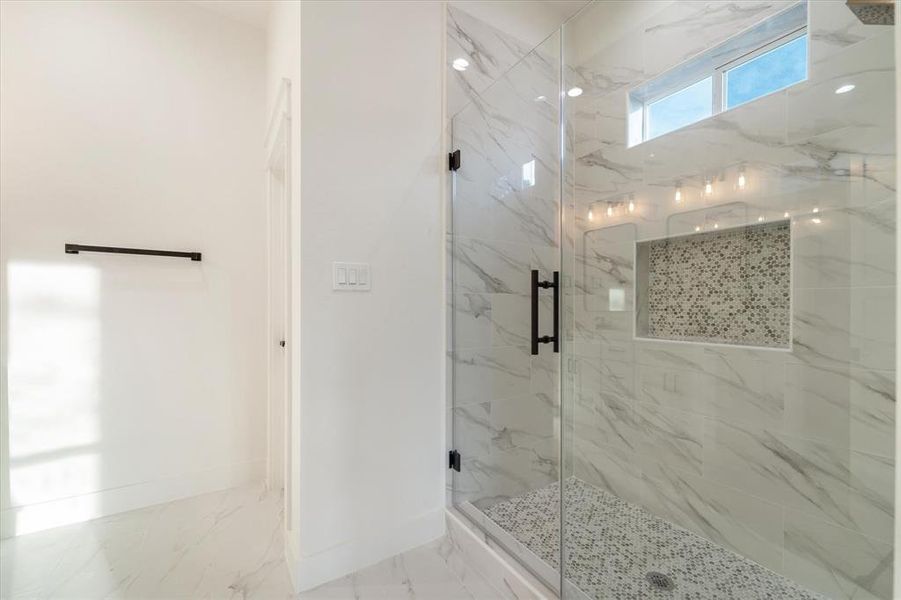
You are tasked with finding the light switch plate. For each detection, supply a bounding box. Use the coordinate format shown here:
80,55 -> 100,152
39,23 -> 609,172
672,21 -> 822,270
333,262 -> 371,291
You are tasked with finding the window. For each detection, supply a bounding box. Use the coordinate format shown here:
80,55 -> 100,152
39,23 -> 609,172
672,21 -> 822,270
724,33 -> 808,109
628,2 -> 807,146
647,77 -> 713,140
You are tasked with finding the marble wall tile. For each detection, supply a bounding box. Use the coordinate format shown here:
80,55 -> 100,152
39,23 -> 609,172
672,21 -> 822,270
633,402 -> 705,478
784,363 -> 895,458
452,237 -> 532,296
793,200 -> 896,289
455,402 -> 492,460
443,508 -> 555,600
490,394 -> 557,456
640,2 -> 792,77
792,286 -> 895,371
784,510 -> 893,600
704,416 -> 894,545
702,349 -> 786,429
453,345 -> 531,405
636,362 -> 708,414
640,468 -> 784,572
571,437 -> 646,508
446,5 -> 538,118
461,445 -> 558,511
454,292 -> 493,349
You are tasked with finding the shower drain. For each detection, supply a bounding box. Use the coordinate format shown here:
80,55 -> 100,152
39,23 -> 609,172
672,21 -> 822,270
645,571 -> 676,591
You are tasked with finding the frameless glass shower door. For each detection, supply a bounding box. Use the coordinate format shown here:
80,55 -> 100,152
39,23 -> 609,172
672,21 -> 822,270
450,30 -> 564,588
560,1 -> 896,599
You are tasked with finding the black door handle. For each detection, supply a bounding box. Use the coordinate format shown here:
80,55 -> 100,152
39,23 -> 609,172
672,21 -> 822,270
531,270 -> 559,355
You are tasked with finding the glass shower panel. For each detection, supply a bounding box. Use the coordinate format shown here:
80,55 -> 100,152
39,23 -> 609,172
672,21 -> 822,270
450,30 -> 563,588
562,1 -> 895,599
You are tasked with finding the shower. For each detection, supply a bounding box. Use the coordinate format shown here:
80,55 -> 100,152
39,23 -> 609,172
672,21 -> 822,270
448,1 -> 896,598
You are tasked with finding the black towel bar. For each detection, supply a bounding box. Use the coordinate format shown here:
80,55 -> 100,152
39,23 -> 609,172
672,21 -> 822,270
65,244 -> 201,261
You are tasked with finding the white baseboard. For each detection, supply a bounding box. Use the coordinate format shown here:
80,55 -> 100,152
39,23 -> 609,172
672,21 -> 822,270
0,459 -> 264,539
289,507 -> 446,592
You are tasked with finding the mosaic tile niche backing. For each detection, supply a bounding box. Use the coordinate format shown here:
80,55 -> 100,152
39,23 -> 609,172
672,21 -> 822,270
636,220 -> 791,348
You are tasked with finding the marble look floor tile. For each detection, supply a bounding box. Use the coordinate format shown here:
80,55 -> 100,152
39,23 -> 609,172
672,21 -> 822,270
298,539 -> 509,600
0,483 -> 293,600
2,485 -> 508,600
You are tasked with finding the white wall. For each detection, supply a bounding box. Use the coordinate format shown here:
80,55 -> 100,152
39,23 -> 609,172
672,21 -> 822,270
0,0 -> 268,537
288,0 -> 446,590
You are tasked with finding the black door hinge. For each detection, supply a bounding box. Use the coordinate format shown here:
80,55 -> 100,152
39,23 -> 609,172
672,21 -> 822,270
448,449 -> 461,472
449,149 -> 461,171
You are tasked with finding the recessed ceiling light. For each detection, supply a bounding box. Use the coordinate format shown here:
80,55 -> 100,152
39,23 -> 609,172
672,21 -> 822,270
567,87 -> 583,97
452,58 -> 470,72
835,84 -> 855,94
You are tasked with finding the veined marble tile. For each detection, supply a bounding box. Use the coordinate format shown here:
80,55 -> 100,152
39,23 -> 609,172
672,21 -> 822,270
704,417 -> 894,544
793,200 -> 895,289
571,437 -> 647,508
701,350 -> 786,429
454,402 -> 492,460
640,467 -> 784,572
299,536 -> 508,600
808,0 -> 893,65
446,5 -> 538,118
791,286 -> 895,372
633,402 -> 704,478
636,362 -> 708,414
641,2 -> 792,78
784,363 -> 895,458
784,509 -> 893,600
452,236 -> 531,296
453,345 -> 531,405
529,350 -> 558,397
489,394 -> 557,456
489,293 -> 530,348
442,508 -> 554,600
453,292 -> 493,349
0,483 -> 292,600
458,448 -> 557,511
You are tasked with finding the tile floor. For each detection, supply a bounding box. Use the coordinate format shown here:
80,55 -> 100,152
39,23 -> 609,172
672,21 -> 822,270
0,483 -> 503,599
482,478 -> 826,600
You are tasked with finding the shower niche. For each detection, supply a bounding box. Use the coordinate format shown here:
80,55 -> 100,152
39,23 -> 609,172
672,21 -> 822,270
635,219 -> 791,349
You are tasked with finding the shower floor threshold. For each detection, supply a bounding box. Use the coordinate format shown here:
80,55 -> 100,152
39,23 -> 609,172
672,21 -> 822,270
476,478 -> 826,600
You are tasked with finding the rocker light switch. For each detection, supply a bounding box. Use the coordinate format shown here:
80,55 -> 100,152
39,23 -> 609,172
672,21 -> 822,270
333,262 -> 371,291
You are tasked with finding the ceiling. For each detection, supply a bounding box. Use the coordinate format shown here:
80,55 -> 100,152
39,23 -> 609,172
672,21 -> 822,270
186,1 -> 272,30
186,1 -> 589,35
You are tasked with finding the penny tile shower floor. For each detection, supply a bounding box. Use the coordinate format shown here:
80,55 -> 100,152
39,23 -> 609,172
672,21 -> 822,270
482,478 -> 825,600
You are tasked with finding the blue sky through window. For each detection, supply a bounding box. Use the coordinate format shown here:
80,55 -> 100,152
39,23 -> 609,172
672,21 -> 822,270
647,77 -> 712,140
725,34 -> 807,109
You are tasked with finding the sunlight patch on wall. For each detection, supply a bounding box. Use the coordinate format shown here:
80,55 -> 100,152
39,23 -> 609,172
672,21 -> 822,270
6,262 -> 101,535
